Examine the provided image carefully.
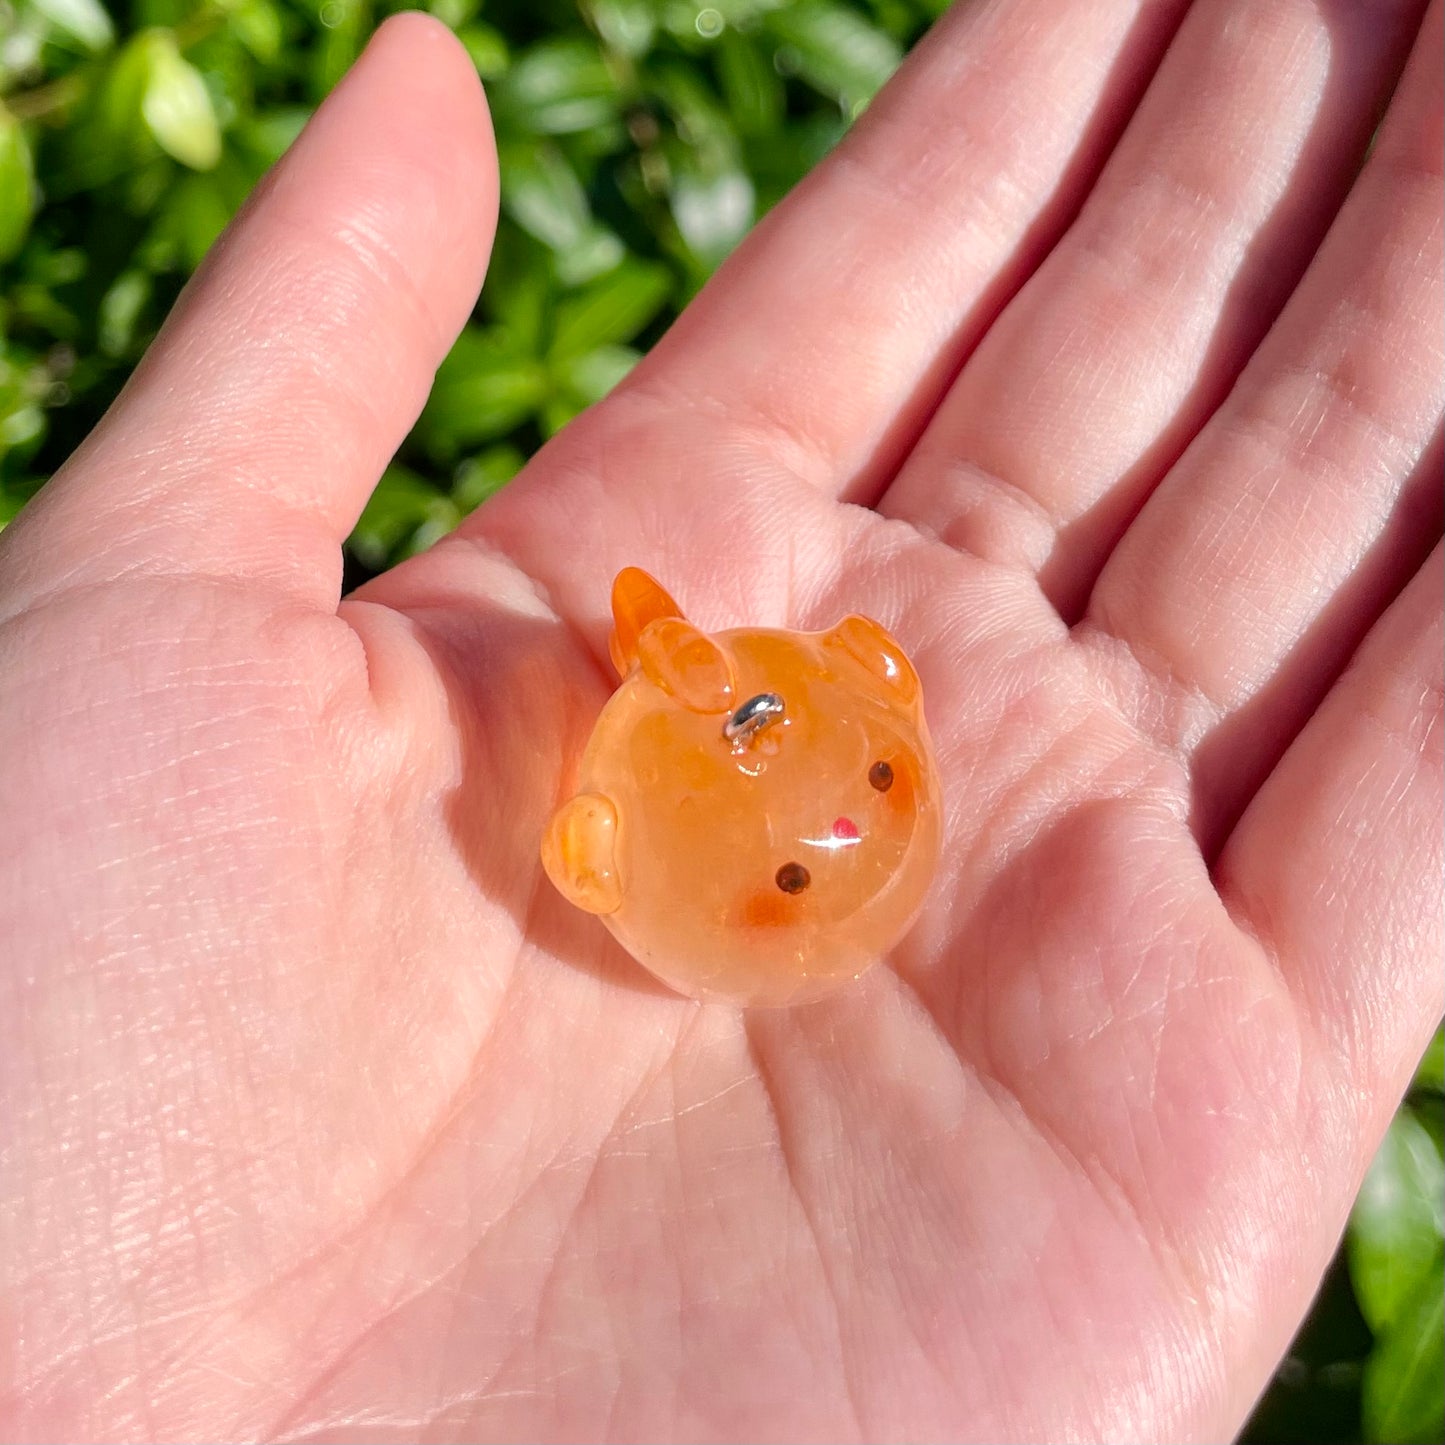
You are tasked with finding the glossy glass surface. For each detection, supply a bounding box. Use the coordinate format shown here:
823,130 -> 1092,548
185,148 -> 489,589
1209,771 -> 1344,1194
542,570 -> 942,1006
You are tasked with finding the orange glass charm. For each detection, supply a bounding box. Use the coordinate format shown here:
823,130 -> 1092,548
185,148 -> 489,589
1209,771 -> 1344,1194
541,568 -> 943,1006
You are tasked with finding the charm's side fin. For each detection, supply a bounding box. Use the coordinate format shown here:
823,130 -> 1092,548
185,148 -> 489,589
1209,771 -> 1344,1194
541,792 -> 622,914
609,567 -> 685,677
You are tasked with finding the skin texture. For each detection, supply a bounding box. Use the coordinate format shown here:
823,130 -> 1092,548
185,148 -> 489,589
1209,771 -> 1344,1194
0,2 -> 1440,1440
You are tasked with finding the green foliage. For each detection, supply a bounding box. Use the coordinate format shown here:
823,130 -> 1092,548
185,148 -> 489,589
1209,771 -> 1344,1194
0,0 -> 940,546
1363,1270 -> 1444,1445
0,106 -> 37,261
1351,1110 -> 1445,1340
1244,1027 -> 1445,1445
1354,1066 -> 1445,1445
1,8 -> 1440,1439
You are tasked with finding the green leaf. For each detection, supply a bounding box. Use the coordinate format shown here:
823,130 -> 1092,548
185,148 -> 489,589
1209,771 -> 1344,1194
60,31 -> 156,187
139,31 -> 222,170
543,344 -> 639,436
131,0 -> 189,24
97,269 -> 152,356
554,228 -> 626,287
0,404 -> 45,452
1362,1262 -> 1445,1445
236,107 -> 312,169
485,267 -> 550,356
123,153 -> 175,212
0,109 -> 37,264
716,30 -> 784,137
670,160 -> 753,268
588,0 -> 657,60
31,247 -> 87,286
310,0 -> 371,98
26,0 -> 115,52
8,281 -> 78,339
148,171 -> 234,270
229,0 -> 284,64
417,327 -> 548,457
451,444 -> 525,511
743,111 -> 848,207
350,464 -> 457,571
766,3 -> 902,110
1350,1109 -> 1445,1334
1414,1030 -> 1444,1095
498,144 -> 625,285
557,343 -> 639,405
652,61 -> 735,151
456,22 -> 509,80
661,0 -> 784,40
426,0 -> 478,29
0,466 -> 46,524
550,261 -> 671,359
496,39 -> 619,135
499,142 -> 592,251
539,394 -> 579,437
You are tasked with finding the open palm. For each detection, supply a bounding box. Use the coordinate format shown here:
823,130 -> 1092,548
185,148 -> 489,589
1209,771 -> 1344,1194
2,4 -> 1441,1440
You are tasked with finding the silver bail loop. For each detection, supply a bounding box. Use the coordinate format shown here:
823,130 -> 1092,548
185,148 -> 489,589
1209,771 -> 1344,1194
724,692 -> 785,750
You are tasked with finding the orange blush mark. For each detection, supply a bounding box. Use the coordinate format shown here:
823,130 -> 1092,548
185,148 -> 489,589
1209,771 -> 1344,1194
880,760 -> 916,816
737,888 -> 795,929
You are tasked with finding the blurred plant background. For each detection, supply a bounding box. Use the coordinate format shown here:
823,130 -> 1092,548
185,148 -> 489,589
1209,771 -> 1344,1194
1241,1035 -> 1444,1445
0,4 -> 1440,1441
0,0 -> 940,569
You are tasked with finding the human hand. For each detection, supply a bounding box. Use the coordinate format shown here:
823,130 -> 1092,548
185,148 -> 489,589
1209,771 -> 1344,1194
1,3 -> 1440,1439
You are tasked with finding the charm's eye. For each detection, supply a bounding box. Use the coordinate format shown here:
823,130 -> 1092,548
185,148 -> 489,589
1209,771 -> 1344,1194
869,760 -> 895,793
775,862 -> 811,894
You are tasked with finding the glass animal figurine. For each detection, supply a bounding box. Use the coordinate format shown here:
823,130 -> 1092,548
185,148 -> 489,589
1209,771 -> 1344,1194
540,568 -> 943,1006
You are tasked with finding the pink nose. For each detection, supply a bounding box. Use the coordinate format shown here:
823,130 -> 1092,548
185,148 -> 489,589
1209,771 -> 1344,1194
832,816 -> 860,841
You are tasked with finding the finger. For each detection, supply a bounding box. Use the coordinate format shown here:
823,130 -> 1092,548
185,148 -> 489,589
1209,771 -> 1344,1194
1216,543 -> 1443,1105
445,0 -> 1196,649
878,0 -> 1426,618
0,14 -> 497,613
591,0 -> 1195,502
1085,1 -> 1444,848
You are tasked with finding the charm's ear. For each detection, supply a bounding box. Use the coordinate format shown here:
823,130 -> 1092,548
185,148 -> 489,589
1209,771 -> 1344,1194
636,618 -> 735,714
609,568 -> 685,677
823,614 -> 920,707
541,793 -> 623,915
